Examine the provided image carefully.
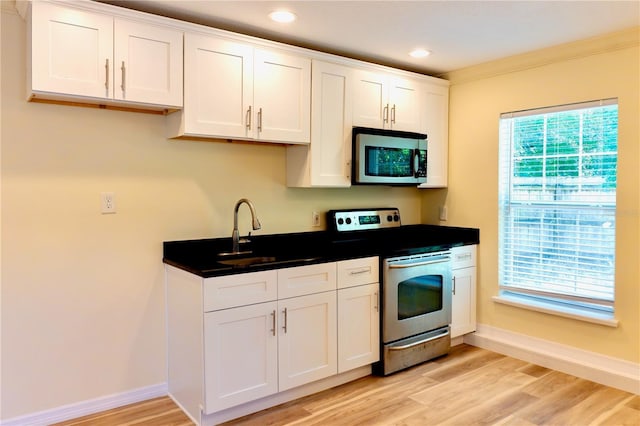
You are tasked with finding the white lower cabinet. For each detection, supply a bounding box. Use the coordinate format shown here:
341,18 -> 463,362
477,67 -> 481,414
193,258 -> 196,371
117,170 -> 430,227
337,283 -> 379,372
278,291 -> 337,391
337,257 -> 380,372
450,245 -> 477,338
203,301 -> 278,413
168,258 -> 380,423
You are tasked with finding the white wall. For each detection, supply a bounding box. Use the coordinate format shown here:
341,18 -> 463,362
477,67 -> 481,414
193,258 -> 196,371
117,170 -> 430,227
0,6 -> 424,419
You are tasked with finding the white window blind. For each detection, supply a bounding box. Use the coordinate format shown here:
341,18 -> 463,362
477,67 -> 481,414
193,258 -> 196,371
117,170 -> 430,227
498,99 -> 618,311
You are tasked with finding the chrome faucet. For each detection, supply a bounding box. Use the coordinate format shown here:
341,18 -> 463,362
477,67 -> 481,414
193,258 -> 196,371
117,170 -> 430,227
232,198 -> 261,253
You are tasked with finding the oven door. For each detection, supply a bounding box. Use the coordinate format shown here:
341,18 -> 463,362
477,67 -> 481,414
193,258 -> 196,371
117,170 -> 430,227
383,252 -> 452,344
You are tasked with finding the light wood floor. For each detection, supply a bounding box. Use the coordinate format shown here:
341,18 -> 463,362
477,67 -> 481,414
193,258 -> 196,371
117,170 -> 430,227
54,344 -> 639,426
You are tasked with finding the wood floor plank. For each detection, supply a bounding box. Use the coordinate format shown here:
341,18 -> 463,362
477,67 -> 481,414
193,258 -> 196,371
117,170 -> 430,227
440,391 -> 539,425
597,405 -> 640,425
517,363 -> 552,378
398,357 -> 534,424
519,369 -> 581,398
548,385 -> 635,425
517,378 -> 606,424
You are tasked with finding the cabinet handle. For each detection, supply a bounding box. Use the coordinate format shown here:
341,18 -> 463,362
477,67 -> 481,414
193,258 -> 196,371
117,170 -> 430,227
270,309 -> 276,336
104,59 -> 109,90
453,276 -> 456,295
349,267 -> 370,275
120,61 -> 126,94
246,106 -> 252,130
257,108 -> 263,132
383,104 -> 389,123
391,104 -> 396,124
374,291 -> 379,312
282,307 -> 287,334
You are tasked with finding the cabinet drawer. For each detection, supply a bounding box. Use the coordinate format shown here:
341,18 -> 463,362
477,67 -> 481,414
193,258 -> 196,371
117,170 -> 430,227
278,262 -> 336,299
451,245 -> 477,270
337,256 -> 379,289
204,270 -> 278,312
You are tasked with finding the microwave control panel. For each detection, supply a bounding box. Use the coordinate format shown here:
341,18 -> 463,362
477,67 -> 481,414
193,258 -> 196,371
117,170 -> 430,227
327,208 -> 401,232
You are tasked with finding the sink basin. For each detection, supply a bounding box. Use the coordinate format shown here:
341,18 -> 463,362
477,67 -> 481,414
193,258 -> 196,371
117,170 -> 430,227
214,252 -> 322,269
217,256 -> 277,267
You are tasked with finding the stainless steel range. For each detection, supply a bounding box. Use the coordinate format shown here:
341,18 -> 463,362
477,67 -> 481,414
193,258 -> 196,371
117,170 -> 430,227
327,208 -> 452,375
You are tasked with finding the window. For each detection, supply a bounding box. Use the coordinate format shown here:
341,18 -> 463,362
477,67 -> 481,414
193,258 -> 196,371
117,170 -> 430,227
498,99 -> 618,322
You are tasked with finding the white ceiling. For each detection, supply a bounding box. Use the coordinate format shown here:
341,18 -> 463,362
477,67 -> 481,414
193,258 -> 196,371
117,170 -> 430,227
103,0 -> 640,76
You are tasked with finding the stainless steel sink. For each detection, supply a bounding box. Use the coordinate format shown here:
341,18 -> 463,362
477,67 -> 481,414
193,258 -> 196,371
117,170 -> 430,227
215,253 -> 321,269
217,256 -> 277,267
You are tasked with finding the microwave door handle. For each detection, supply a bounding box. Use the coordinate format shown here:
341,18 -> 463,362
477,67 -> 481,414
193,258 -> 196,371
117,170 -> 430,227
413,149 -> 420,178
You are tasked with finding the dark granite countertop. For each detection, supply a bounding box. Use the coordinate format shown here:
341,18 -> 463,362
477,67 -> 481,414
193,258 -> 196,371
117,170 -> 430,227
163,224 -> 480,278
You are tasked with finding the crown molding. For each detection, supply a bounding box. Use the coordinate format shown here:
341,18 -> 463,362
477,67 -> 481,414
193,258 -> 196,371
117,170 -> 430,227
444,26 -> 640,85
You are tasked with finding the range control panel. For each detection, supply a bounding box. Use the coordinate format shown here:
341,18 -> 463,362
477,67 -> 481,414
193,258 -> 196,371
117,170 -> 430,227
327,208 -> 401,232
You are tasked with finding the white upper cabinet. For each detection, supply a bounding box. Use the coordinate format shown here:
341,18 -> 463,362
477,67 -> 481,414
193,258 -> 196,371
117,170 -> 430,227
419,82 -> 449,188
168,33 -> 311,144
353,69 -> 424,133
286,60 -> 354,187
30,2 -> 113,100
113,19 -> 183,107
179,34 -> 253,139
28,1 -> 183,109
253,49 -> 311,143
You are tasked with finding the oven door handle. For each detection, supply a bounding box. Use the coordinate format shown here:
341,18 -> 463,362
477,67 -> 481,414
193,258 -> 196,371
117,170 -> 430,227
388,257 -> 449,269
388,329 -> 450,351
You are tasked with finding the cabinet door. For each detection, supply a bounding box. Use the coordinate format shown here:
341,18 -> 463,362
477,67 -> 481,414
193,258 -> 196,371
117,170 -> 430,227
30,2 -> 113,99
352,69 -> 388,129
254,49 -> 311,144
278,292 -> 337,391
289,60 -> 353,187
451,266 -> 477,338
203,302 -> 278,413
420,83 -> 449,188
388,77 -> 424,132
113,19 -> 183,107
338,283 -> 380,373
183,33 -> 253,138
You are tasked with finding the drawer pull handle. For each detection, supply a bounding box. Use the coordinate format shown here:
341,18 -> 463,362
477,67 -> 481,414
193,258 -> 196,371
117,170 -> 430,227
389,329 -> 450,351
349,267 -> 370,275
456,253 -> 472,261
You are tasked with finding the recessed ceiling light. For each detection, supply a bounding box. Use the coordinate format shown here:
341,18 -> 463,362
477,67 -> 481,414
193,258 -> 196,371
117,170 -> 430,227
269,10 -> 296,23
409,49 -> 431,58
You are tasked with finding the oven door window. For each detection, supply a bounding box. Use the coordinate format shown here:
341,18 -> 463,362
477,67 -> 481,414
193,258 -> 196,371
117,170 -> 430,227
365,146 -> 413,177
397,274 -> 443,320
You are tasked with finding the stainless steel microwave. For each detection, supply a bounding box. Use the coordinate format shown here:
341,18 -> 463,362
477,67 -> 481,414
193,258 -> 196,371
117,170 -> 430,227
352,127 -> 427,185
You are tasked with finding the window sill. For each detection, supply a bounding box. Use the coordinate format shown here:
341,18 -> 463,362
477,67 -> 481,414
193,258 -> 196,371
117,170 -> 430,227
493,294 -> 619,328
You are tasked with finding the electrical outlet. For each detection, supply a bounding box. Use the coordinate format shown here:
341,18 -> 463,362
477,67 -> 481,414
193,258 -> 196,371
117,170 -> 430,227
439,205 -> 448,221
101,192 -> 116,214
312,211 -> 320,227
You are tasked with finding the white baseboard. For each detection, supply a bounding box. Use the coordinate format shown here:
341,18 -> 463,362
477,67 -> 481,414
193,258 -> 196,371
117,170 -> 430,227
464,324 -> 640,395
1,383 -> 168,426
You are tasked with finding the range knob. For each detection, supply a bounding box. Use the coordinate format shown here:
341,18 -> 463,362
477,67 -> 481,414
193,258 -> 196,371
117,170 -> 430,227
345,217 -> 352,224
337,218 -> 344,225
387,215 -> 393,222
393,214 -> 400,222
